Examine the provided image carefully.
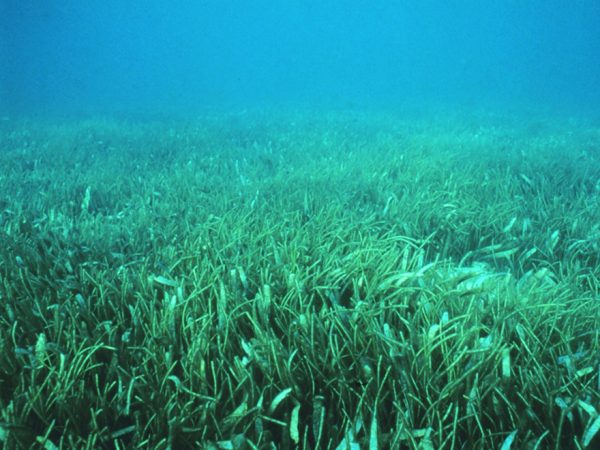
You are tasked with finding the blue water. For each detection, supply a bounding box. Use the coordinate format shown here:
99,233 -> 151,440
2,0 -> 600,117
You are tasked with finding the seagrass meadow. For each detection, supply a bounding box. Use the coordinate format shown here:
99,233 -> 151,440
0,111 -> 599,449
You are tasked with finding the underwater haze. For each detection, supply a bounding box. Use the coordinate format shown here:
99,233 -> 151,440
2,0 -> 600,116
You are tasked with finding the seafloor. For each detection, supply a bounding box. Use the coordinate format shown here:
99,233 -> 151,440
0,110 -> 599,449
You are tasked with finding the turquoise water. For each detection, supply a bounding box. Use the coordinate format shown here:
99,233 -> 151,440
2,0 -> 600,117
